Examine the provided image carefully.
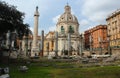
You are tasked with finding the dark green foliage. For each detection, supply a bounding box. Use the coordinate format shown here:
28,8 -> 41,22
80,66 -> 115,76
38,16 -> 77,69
0,1 -> 31,39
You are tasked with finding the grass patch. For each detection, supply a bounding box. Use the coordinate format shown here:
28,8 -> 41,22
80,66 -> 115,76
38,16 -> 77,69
1,62 -> 120,78
10,66 -> 51,78
50,66 -> 120,78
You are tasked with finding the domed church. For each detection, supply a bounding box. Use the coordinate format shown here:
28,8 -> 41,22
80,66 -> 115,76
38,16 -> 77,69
20,4 -> 82,57
55,4 -> 81,56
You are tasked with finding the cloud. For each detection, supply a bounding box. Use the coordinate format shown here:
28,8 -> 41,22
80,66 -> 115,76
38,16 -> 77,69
29,26 -> 33,33
80,19 -> 89,26
48,25 -> 56,31
88,12 -> 107,23
81,0 -> 120,24
29,26 -> 42,35
52,15 -> 61,24
87,25 -> 95,30
52,9 -> 75,24
79,19 -> 90,33
3,0 -> 120,33
71,9 -> 75,14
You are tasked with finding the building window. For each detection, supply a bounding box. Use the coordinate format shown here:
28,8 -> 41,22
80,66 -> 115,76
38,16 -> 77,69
69,26 -> 74,33
61,26 -> 65,34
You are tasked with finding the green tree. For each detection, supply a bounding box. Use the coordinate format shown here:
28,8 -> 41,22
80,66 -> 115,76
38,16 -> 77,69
0,1 -> 31,39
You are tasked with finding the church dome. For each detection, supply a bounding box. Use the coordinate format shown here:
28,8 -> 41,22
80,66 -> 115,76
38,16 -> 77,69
57,5 -> 79,25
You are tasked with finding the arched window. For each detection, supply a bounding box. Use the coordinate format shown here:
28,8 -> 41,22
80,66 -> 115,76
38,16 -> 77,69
69,26 -> 74,33
61,26 -> 64,34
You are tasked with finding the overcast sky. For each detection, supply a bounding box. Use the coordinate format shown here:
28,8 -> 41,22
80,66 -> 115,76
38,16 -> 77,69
2,0 -> 120,35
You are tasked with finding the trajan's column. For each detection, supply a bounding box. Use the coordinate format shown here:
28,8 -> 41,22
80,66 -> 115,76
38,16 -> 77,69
31,6 -> 39,57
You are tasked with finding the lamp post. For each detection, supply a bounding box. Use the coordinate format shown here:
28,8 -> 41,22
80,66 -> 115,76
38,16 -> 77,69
107,35 -> 111,56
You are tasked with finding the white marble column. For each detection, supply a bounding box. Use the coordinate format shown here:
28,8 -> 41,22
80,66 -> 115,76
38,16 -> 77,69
31,6 -> 39,57
55,31 -> 58,56
68,33 -> 71,56
41,30 -> 44,56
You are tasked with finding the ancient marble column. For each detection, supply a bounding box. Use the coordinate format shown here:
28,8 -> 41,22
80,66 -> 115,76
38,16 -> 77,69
41,30 -> 44,56
31,6 -> 39,57
68,33 -> 71,56
55,31 -> 58,56
6,30 -> 11,49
